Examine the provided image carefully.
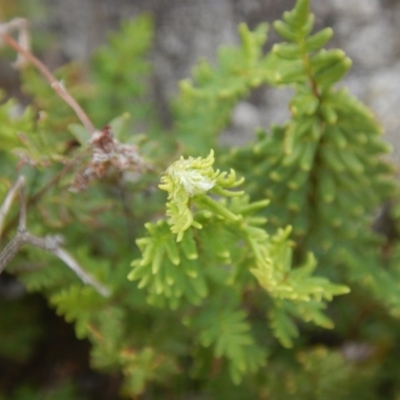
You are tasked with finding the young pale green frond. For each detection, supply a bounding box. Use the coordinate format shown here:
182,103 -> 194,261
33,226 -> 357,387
159,150 -> 245,241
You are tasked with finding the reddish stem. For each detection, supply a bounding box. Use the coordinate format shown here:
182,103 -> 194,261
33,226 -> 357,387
0,32 -> 96,135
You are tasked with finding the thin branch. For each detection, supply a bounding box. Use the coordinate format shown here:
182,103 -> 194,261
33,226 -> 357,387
0,235 -> 24,274
23,232 -> 109,297
0,175 -> 25,236
0,176 -> 110,297
0,18 -> 29,68
0,149 -> 89,240
53,246 -> 110,297
0,18 -> 96,136
18,175 -> 27,230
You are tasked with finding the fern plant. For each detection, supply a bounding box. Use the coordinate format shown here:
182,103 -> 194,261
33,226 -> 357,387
129,149 -> 348,378
1,1 -> 400,399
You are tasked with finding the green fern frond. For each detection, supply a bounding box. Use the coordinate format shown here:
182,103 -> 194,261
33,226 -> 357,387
50,285 -> 108,339
229,0 -> 397,272
128,220 -> 207,308
188,302 -> 266,384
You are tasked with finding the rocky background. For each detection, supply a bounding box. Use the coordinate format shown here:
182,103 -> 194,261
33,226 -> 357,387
16,0 -> 400,160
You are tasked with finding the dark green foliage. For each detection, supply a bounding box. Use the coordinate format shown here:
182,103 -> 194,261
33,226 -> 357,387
264,347 -> 379,400
1,0 -> 400,398
0,382 -> 85,400
0,296 -> 42,362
